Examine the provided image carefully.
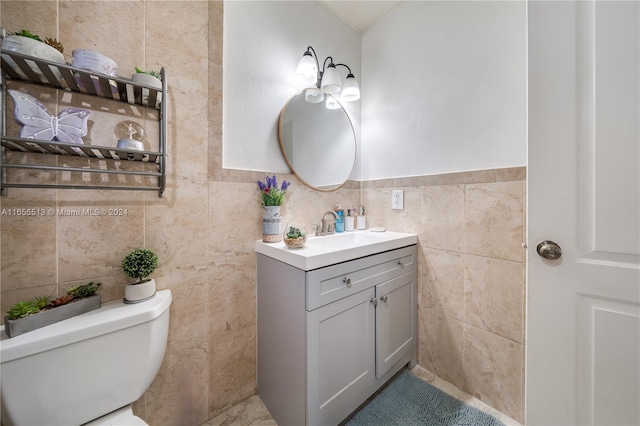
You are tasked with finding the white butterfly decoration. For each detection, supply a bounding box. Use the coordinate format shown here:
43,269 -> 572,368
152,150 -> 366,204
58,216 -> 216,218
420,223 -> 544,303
8,89 -> 90,145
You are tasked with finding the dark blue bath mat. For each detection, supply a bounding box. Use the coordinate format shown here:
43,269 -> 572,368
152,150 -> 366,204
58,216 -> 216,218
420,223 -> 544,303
346,370 -> 506,426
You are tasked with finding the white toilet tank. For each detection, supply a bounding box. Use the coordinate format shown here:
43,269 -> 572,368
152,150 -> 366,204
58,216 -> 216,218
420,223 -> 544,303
0,289 -> 172,426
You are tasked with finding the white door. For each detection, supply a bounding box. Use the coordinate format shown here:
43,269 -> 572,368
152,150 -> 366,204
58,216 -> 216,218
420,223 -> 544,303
527,1 -> 640,425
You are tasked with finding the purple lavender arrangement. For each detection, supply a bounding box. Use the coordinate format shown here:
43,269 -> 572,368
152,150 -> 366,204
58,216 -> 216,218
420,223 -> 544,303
257,175 -> 290,206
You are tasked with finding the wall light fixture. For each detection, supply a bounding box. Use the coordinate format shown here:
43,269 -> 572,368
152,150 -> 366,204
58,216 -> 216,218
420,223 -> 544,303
295,46 -> 360,104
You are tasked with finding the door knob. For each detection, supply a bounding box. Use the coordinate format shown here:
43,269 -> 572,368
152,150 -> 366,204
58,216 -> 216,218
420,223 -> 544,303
537,240 -> 562,260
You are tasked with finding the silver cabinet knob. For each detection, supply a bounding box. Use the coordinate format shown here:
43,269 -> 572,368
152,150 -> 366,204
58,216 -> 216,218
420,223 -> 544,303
380,295 -> 388,303
343,277 -> 351,287
370,297 -> 378,307
397,260 -> 405,267
537,240 -> 562,260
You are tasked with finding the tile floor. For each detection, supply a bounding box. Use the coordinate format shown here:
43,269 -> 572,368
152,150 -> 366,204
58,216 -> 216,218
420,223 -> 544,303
202,366 -> 522,426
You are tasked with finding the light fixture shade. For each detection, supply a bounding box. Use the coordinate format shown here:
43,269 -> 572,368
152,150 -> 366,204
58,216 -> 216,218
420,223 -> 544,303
326,95 -> 340,109
305,88 -> 324,104
341,74 -> 360,101
321,64 -> 341,94
296,53 -> 317,78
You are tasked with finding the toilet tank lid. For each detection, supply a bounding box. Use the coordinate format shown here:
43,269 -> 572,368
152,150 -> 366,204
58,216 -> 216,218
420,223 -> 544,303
0,289 -> 172,363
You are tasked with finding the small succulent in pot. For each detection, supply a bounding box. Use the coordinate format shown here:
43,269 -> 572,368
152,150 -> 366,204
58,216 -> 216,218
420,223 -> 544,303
134,66 -> 162,81
283,224 -> 307,249
122,248 -> 159,284
11,30 -> 64,53
132,66 -> 163,93
2,29 -> 66,74
131,67 -> 163,104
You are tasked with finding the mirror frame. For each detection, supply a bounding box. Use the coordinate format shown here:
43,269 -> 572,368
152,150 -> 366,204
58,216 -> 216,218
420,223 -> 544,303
278,90 -> 356,192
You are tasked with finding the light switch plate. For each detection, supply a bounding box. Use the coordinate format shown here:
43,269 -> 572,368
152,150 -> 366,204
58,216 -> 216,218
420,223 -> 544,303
392,189 -> 404,210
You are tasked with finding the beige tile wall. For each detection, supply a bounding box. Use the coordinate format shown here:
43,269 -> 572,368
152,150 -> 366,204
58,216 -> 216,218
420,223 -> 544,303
362,167 -> 527,422
0,1 -> 359,424
1,2 -> 526,424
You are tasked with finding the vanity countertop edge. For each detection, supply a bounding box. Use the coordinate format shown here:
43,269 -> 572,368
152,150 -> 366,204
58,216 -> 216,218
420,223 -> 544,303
255,230 -> 418,271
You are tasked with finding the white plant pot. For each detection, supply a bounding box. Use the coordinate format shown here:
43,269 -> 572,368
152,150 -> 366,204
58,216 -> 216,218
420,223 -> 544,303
2,35 -> 65,80
124,278 -> 156,304
131,72 -> 162,104
131,72 -> 162,89
2,35 -> 65,63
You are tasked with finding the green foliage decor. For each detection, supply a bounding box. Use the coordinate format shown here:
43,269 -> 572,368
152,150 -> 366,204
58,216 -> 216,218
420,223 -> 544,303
7,301 -> 40,320
135,66 -> 162,81
67,282 -> 101,299
286,226 -> 305,240
12,30 -> 64,53
13,29 -> 42,42
5,282 -> 101,321
122,248 -> 159,284
34,295 -> 52,310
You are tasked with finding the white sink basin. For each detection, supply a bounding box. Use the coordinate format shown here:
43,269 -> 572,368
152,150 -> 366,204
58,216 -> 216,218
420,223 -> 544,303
255,230 -> 417,271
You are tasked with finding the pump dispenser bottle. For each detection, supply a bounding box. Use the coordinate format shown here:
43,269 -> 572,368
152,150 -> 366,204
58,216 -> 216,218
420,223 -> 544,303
334,205 -> 345,233
345,209 -> 355,231
357,205 -> 366,230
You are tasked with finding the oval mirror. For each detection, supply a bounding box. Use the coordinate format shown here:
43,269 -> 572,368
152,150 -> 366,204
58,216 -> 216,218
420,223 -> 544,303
278,91 -> 356,191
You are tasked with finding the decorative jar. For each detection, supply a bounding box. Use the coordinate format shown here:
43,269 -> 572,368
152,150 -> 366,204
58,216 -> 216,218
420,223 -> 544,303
262,206 -> 282,243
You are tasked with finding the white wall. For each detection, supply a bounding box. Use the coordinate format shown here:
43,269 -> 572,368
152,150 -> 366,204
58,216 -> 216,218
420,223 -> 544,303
360,1 -> 526,180
224,1 -> 526,180
223,1 -> 361,174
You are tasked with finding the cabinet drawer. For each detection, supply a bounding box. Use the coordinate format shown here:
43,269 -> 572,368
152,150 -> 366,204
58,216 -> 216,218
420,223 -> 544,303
306,245 -> 417,311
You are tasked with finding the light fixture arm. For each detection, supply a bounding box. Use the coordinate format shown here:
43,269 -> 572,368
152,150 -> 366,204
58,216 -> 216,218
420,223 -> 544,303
304,46 -> 318,61
335,63 -> 353,74
302,46 -> 322,88
296,45 -> 360,102
335,63 -> 355,78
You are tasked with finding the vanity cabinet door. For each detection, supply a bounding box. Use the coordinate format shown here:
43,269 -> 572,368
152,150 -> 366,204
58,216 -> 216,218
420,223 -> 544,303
375,271 -> 417,379
307,288 -> 377,426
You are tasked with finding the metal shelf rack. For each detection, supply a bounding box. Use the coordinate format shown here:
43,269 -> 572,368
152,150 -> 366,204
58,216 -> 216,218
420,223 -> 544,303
1,49 -> 167,196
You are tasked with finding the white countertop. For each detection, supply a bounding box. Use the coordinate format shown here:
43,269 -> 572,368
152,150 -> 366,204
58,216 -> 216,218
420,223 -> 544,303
255,230 -> 418,271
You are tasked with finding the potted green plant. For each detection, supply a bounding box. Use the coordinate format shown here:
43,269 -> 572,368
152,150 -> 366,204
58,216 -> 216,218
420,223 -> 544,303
2,29 -> 66,81
2,29 -> 65,63
132,66 -> 162,89
131,66 -> 162,105
122,248 -> 159,304
4,282 -> 101,338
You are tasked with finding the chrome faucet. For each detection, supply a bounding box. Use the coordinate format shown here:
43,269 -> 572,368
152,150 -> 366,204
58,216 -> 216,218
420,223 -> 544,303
319,210 -> 338,235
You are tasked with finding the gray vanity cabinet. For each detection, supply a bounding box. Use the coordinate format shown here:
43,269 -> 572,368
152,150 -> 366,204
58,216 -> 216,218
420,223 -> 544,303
257,244 -> 417,426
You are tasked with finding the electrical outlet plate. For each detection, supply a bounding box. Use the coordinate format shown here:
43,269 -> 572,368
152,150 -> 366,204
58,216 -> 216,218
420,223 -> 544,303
392,189 -> 404,210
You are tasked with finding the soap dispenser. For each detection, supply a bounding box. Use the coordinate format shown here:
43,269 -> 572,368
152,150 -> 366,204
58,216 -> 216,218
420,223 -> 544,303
345,209 -> 355,231
334,205 -> 345,233
357,206 -> 366,230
